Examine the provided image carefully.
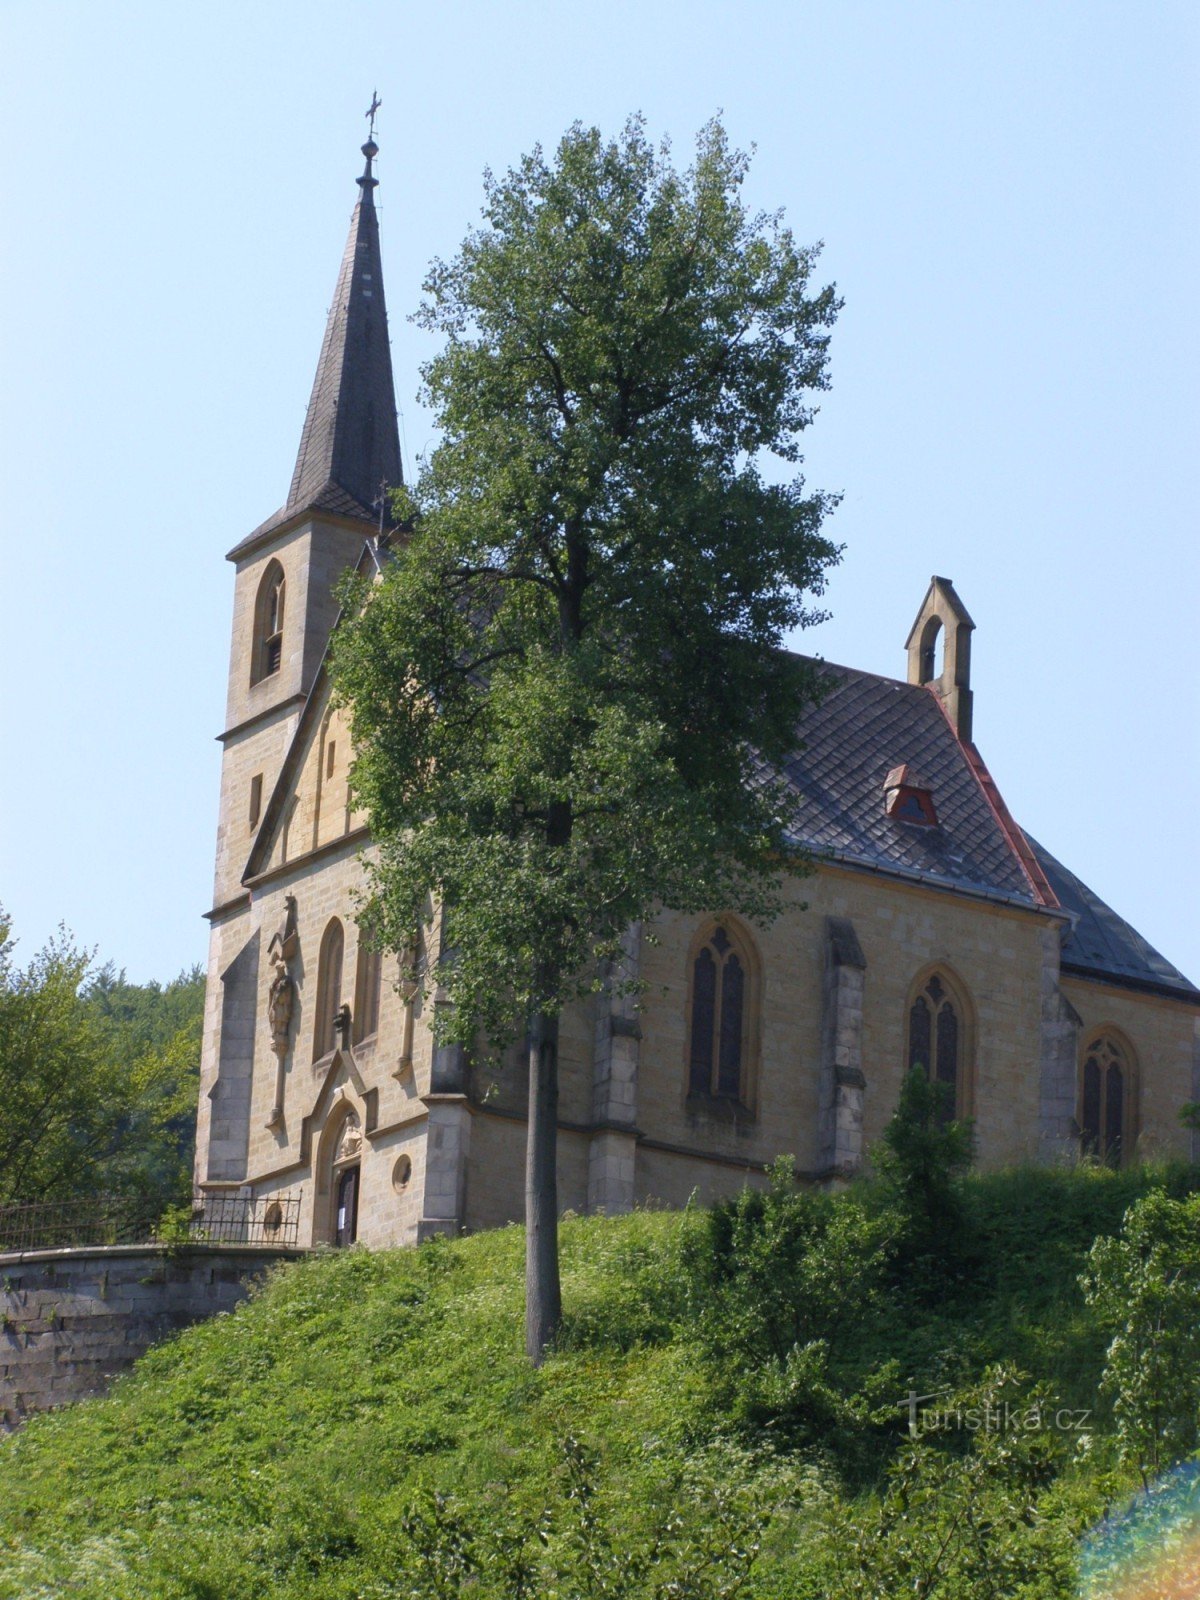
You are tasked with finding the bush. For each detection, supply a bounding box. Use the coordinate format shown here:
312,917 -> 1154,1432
682,1159 -> 895,1454
874,1066 -> 975,1293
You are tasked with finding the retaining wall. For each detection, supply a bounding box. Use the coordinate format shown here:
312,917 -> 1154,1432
0,1243 -> 301,1429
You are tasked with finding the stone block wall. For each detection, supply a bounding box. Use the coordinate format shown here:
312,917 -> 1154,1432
0,1244 -> 299,1430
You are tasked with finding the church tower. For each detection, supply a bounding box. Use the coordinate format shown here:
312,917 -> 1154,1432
199,134 -> 402,1186
210,136 -> 401,910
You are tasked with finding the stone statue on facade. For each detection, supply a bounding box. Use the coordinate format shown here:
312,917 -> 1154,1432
266,895 -> 299,1129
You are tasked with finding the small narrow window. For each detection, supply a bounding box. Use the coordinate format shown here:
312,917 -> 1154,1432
251,560 -> 286,685
353,942 -> 381,1043
326,740 -> 337,780
248,773 -> 263,831
313,918 -> 345,1062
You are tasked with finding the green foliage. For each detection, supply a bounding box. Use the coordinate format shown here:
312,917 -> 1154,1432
876,1067 -> 975,1226
684,1159 -> 896,1453
332,115 -> 840,1042
1081,1188 -> 1200,1481
0,911 -> 202,1210
873,1066 -> 975,1297
799,1369 -> 1082,1599
389,1436 -> 790,1599
7,1173 -> 1200,1596
82,962 -> 205,1208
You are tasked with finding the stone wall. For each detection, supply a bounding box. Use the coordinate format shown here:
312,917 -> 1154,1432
0,1243 -> 299,1430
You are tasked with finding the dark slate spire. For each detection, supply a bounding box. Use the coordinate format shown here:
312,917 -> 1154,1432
284,136 -> 402,522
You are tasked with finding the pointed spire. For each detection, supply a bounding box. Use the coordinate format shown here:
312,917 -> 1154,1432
284,132 -> 403,524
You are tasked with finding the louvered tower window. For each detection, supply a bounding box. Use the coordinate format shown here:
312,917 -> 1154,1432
251,560 -> 286,685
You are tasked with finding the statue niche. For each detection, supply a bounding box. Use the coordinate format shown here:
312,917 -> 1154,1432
265,895 -> 299,1128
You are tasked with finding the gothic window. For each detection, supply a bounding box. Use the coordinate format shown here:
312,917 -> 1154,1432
906,969 -> 971,1123
251,560 -> 286,685
353,941 -> 381,1044
686,921 -> 757,1108
313,917 -> 344,1061
1079,1032 -> 1134,1165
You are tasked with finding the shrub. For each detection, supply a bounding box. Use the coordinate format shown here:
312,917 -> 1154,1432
682,1159 -> 895,1453
874,1066 -> 975,1293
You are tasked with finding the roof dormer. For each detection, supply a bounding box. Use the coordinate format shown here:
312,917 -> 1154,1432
884,763 -> 939,826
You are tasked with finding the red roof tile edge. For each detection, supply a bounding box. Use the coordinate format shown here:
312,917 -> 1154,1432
928,692 -> 1059,910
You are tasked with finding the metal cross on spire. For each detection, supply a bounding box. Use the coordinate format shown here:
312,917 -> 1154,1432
366,91 -> 381,140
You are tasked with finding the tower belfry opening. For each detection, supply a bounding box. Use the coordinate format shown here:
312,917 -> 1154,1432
905,575 -> 975,742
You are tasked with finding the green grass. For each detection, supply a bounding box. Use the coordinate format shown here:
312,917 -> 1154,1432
1,1165 -> 1196,1598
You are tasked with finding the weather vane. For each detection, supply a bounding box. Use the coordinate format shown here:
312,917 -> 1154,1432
366,91 -> 381,140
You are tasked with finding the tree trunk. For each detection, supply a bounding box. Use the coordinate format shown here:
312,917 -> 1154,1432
525,1006 -> 562,1364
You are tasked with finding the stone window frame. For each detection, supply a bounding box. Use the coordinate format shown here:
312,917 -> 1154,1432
1077,1026 -> 1138,1167
353,938 -> 382,1045
312,917 -> 345,1063
250,559 -> 287,686
682,915 -> 761,1116
903,963 -> 976,1123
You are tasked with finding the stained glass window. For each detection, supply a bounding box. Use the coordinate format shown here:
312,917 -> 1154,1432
689,947 -> 716,1095
688,927 -> 752,1106
1080,1035 -> 1130,1164
907,974 -> 966,1122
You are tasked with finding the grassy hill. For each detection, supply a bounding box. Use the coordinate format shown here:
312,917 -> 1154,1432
2,1162 -> 1197,1599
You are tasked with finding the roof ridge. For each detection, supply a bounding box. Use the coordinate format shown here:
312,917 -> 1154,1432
944,710 -> 1058,908
911,683 -> 1057,906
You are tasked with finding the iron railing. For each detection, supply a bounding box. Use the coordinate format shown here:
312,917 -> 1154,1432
188,1191 -> 301,1246
0,1191 -> 301,1253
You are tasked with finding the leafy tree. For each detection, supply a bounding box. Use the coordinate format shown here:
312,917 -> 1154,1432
334,116 -> 840,1361
1082,1188 -> 1200,1482
0,911 -> 202,1212
82,963 -> 205,1206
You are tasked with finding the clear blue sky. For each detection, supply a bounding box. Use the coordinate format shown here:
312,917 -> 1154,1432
1,0 -> 1196,985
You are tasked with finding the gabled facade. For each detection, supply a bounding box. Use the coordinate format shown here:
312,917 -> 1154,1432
195,140 -> 1200,1250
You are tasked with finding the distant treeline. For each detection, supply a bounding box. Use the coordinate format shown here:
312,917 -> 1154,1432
0,910 -> 203,1214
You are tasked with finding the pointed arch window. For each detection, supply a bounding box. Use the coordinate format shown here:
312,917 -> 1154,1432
906,970 -> 971,1124
686,922 -> 758,1109
353,941 -> 381,1044
251,560 -> 286,685
1080,1032 -> 1134,1165
313,918 -> 345,1061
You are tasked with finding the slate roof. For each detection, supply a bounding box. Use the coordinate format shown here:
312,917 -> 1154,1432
779,659 -> 1196,1001
780,662 -> 1039,905
1029,838 -> 1197,1000
230,144 -> 402,557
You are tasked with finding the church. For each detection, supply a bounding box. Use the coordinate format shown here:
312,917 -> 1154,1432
194,136 -> 1200,1250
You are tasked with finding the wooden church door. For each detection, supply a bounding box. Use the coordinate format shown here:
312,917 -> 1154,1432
335,1165 -> 359,1247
